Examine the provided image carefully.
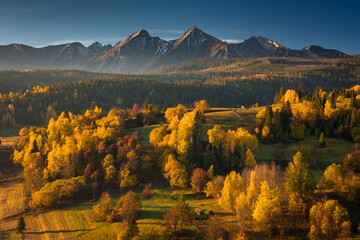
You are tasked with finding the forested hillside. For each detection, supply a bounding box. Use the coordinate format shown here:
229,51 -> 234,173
0,57 -> 359,130
152,57 -> 360,75
0,70 -> 122,94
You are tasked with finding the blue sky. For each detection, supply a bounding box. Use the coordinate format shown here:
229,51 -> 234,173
0,0 -> 359,54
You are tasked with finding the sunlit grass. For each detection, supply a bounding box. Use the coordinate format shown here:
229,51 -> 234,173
122,125 -> 159,146
0,186 -> 231,240
0,182 -> 25,220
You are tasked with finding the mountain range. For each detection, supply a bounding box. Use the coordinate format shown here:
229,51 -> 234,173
0,26 -> 348,73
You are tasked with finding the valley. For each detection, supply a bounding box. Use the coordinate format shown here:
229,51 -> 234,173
1,102 -> 360,239
1,1 -> 360,239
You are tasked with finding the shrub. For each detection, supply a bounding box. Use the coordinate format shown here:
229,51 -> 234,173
343,151 -> 360,172
163,194 -> 196,234
204,216 -> 229,240
116,191 -> 141,224
30,176 -> 88,208
191,168 -> 208,193
93,191 -> 113,222
142,183 -> 153,199
204,175 -> 225,199
309,200 -> 351,240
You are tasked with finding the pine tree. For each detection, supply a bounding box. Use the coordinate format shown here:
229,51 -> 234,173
280,102 -> 292,133
16,216 -> 26,234
309,200 -> 351,239
204,175 -> 225,199
252,181 -> 281,234
219,171 -> 243,212
264,105 -> 274,128
93,192 -> 113,222
351,108 -> 357,128
116,191 -> 141,224
163,154 -> 188,188
318,132 -> 326,148
287,193 -> 306,228
164,194 -> 196,232
244,149 -> 256,167
272,110 -> 283,141
279,86 -> 285,101
285,151 -> 315,200
175,194 -> 196,230
206,165 -> 214,180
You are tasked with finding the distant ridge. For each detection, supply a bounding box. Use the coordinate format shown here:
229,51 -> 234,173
0,26 -> 348,73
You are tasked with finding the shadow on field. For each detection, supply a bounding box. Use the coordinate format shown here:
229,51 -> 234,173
67,201 -> 95,211
26,229 -> 90,235
140,208 -> 169,220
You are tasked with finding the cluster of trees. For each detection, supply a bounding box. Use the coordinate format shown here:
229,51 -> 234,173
149,103 -> 204,188
13,106 -> 151,207
255,101 -> 306,143
92,191 -> 141,239
149,101 -> 258,189
146,121 -> 359,239
256,85 -> 360,144
0,103 -> 16,129
207,125 -> 258,171
202,153 -> 356,239
88,143 -> 360,239
318,146 -> 360,205
163,194 -> 197,237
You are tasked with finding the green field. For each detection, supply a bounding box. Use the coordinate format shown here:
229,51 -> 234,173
256,136 -> 353,181
205,108 -> 259,130
122,125 -> 159,146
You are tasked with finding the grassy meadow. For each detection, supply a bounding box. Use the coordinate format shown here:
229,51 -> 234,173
0,186 -> 235,240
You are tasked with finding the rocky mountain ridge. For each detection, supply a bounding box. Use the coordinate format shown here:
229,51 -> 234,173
0,26 -> 348,72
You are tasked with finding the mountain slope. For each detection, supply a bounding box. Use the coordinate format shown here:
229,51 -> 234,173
87,42 -> 112,55
87,30 -> 170,72
302,45 -> 347,58
0,42 -> 112,70
230,36 -> 289,57
0,26 -> 349,72
143,26 -> 229,71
